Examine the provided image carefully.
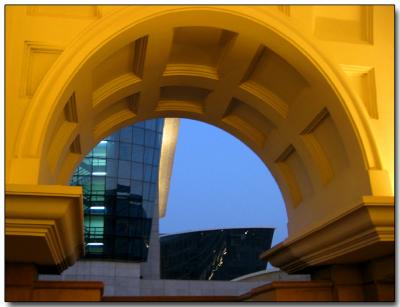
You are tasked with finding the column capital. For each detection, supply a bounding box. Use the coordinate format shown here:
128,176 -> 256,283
6,184 -> 84,273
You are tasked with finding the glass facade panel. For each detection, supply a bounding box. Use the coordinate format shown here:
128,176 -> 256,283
70,118 -> 164,262
117,178 -> 130,187
145,130 -> 156,146
132,162 -> 143,181
142,182 -> 150,200
120,127 -> 132,143
132,145 -> 144,162
151,166 -> 158,182
106,177 -> 117,190
131,180 -> 143,195
144,148 -> 154,164
160,228 -> 274,280
144,164 -> 152,182
145,119 -> 156,131
105,133 -> 119,142
106,141 -> 118,159
118,160 -> 131,179
92,143 -> 107,158
106,159 -> 117,177
132,127 -> 145,145
149,183 -> 156,202
119,143 -> 132,160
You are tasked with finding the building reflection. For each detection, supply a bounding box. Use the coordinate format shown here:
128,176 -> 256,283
160,228 -> 274,280
71,119 -> 164,262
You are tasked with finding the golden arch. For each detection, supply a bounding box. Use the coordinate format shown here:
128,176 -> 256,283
8,6 -> 393,271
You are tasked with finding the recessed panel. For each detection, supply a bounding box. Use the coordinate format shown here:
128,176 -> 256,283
311,113 -> 350,173
276,145 -> 313,207
94,97 -> 136,140
64,93 -> 78,123
314,6 -> 373,43
92,43 -> 136,90
47,121 -> 77,172
46,93 -> 79,172
128,92 -> 140,114
301,109 -> 334,185
286,149 -> 313,204
222,98 -> 273,147
23,42 -> 62,97
342,65 -> 378,119
168,27 -> 237,70
157,85 -> 209,114
242,46 -> 308,105
70,135 -> 82,154
160,85 -> 210,103
95,96 -> 136,127
133,36 -> 148,78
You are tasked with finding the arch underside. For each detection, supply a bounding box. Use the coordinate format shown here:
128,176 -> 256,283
12,6 -> 391,237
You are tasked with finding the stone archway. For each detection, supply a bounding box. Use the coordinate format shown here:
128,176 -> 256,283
10,5 -> 390,231
6,6 -> 394,301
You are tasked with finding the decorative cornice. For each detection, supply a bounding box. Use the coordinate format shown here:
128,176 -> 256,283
155,100 -> 204,114
92,73 -> 142,111
260,196 -> 394,273
5,184 -> 84,273
163,64 -> 219,80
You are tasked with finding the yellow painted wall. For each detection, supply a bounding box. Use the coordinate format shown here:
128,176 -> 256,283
6,5 -> 394,242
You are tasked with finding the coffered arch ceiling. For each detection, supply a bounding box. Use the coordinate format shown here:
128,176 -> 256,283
12,6 -> 389,237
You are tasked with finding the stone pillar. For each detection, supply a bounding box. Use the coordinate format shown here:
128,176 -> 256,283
311,265 -> 365,301
5,263 -> 38,301
309,257 -> 395,302
5,263 -> 104,302
361,255 -> 395,301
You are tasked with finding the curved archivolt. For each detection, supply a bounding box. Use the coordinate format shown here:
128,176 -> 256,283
11,6 -> 389,236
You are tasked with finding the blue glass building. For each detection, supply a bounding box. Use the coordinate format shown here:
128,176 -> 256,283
160,228 -> 274,280
71,119 -> 164,261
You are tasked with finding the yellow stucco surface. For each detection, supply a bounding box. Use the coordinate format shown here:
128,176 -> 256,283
5,6 -> 394,271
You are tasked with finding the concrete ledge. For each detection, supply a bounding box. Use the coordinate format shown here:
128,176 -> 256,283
5,184 -> 84,273
103,281 -> 334,302
103,295 -> 238,302
232,269 -> 310,282
260,196 -> 394,273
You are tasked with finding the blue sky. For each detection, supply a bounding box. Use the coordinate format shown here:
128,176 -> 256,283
159,118 -> 288,248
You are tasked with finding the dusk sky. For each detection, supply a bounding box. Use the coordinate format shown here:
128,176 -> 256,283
159,118 -> 288,248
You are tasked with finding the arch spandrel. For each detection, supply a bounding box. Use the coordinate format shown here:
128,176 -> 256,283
10,6 -> 391,239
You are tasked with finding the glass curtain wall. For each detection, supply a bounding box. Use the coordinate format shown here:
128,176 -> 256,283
71,119 -> 164,261
160,228 -> 274,280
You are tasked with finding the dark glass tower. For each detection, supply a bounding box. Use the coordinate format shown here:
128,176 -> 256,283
71,119 -> 164,262
160,228 -> 274,280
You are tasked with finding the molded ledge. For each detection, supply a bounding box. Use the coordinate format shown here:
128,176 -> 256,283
260,196 -> 394,273
5,184 -> 84,273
